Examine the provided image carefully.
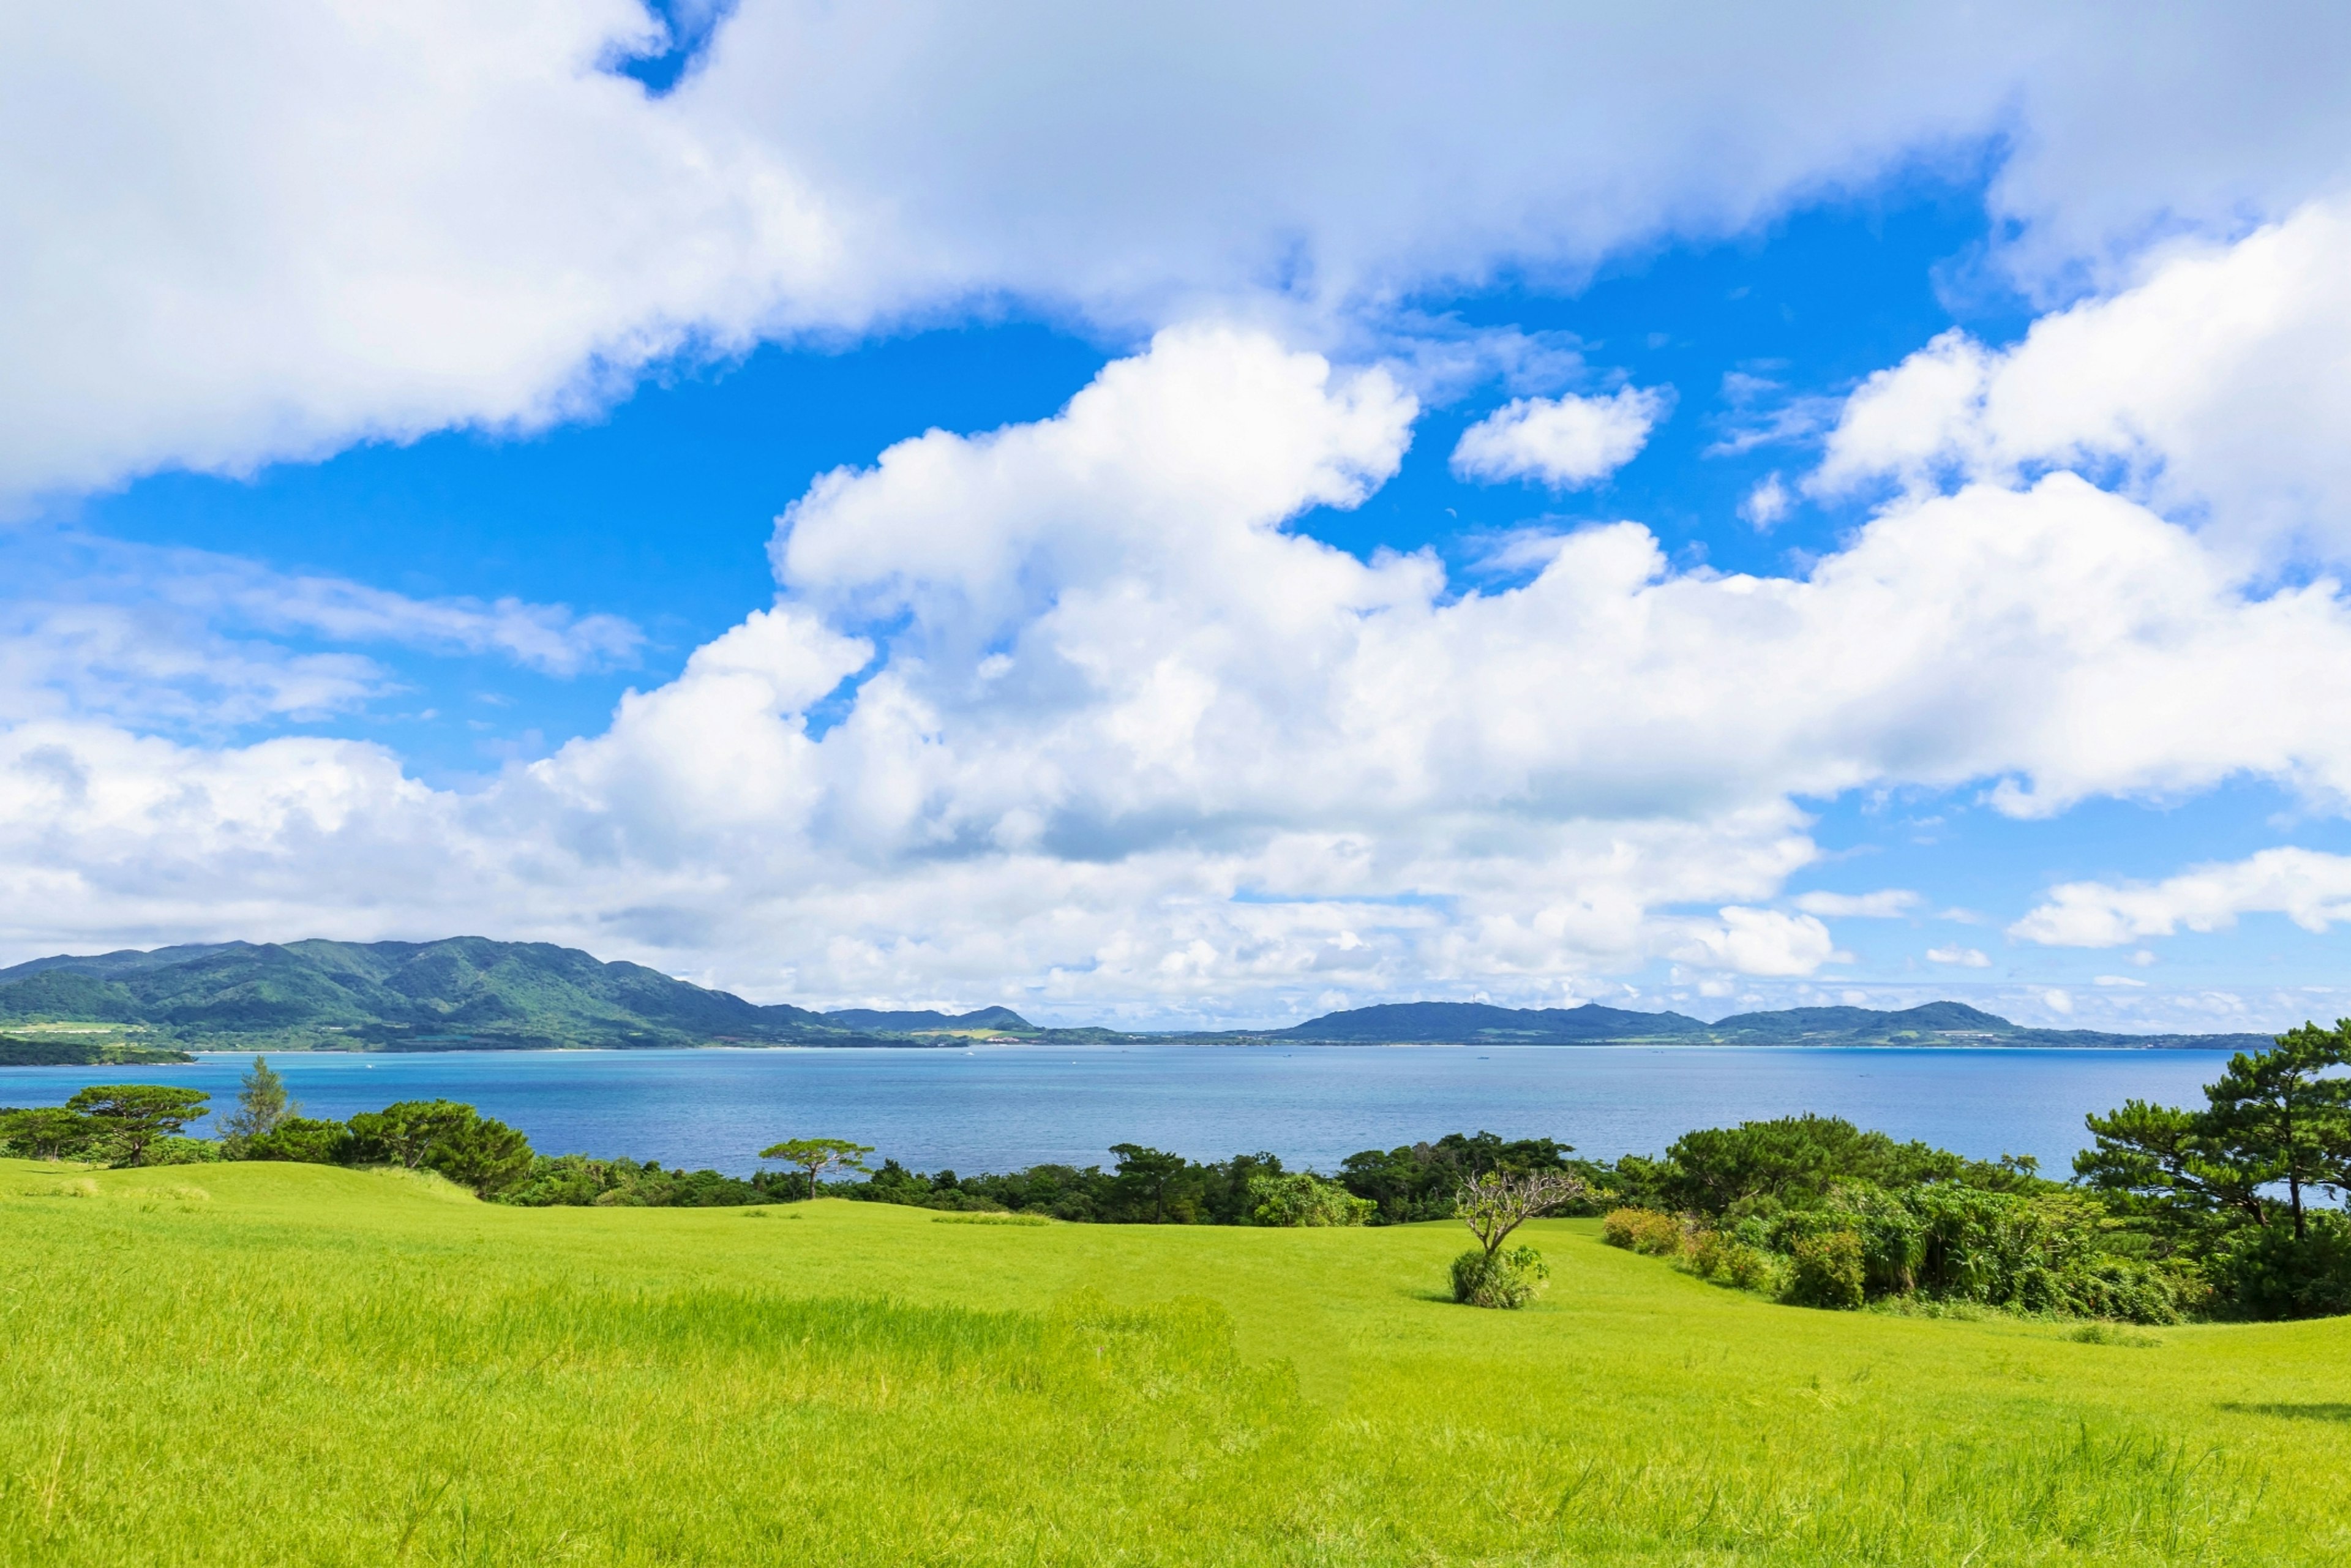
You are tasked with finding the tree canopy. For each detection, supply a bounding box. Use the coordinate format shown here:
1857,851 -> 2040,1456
64,1084 -> 210,1165
760,1137 -> 874,1201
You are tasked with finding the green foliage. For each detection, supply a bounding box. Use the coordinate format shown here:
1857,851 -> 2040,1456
0,1031 -> 190,1066
429,1111 -> 535,1198
1602,1206 -> 1689,1257
759,1136 -> 874,1201
1337,1131 -> 1603,1223
1787,1227 -> 1867,1310
0,1106 -> 100,1159
1632,1113 -> 2041,1220
240,1116 -> 351,1164
1,1161 -> 2340,1564
500,1153 -> 793,1209
216,1055 -> 295,1149
2080,1022 -> 2351,1318
345,1100 -> 534,1197
1106,1142 -> 1193,1221
1245,1171 -> 1374,1226
836,1149 -> 1291,1223
1607,1178 -> 2193,1323
2213,1213 -> 2351,1321
141,1136 -> 222,1166
1450,1245 -> 1549,1308
63,1083 -> 210,1166
1685,1227 -> 1782,1292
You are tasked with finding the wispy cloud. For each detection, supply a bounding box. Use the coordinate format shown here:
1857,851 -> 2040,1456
0,530 -> 640,729
1793,888 -> 1918,918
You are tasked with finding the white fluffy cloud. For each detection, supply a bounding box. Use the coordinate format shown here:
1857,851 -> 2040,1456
2010,847 -> 2351,947
1815,199 -> 2351,560
12,327 -> 2351,1018
1927,945 -> 1990,968
12,4 -> 2351,500
1450,387 -> 1666,489
0,1 -> 832,506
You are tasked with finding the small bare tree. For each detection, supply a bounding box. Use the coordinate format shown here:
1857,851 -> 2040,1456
1456,1168 -> 1593,1260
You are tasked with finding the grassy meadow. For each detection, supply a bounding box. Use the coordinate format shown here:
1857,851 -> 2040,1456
4,1158 -> 2349,1566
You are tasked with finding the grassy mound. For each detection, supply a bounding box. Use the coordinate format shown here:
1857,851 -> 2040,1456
3,1159 -> 2348,1564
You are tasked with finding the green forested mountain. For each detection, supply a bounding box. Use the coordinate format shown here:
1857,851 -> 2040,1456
0,939 -> 1037,1051
0,938 -> 2279,1051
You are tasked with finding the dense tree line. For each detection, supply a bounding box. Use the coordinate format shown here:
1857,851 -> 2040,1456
1593,1024 -> 2351,1322
9,1026 -> 2351,1320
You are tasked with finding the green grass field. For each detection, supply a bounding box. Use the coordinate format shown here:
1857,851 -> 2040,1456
4,1159 -> 2348,1566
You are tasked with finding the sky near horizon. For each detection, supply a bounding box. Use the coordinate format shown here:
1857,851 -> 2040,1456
8,3 -> 2351,1030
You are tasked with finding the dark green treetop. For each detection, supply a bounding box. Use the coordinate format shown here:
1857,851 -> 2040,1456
759,1136 -> 873,1201
63,1084 -> 209,1166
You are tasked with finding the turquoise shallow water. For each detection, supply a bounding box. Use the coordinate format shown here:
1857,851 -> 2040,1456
0,1044 -> 2232,1177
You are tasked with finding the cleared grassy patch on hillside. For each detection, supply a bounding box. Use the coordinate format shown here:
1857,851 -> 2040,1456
3,1158 -> 2347,1565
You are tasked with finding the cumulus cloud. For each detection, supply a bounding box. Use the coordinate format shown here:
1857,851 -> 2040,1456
10,326 -> 2351,1018
2009,847 -> 2351,947
1741,474 -> 1793,530
1814,200 -> 2351,559
1450,387 -> 1667,489
12,4 -> 2351,500
1927,945 -> 1990,967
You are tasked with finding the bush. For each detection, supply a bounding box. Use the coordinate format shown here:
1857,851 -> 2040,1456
1247,1171 -> 1375,1227
142,1136 -> 220,1166
240,1117 -> 350,1164
2211,1215 -> 2351,1319
1600,1207 -> 1687,1257
345,1100 -> 534,1198
1685,1228 -> 1782,1293
1451,1246 -> 1549,1309
1786,1228 -> 1865,1310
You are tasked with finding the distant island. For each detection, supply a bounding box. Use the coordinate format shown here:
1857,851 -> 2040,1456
0,936 -> 2274,1062
1261,999 -> 2268,1051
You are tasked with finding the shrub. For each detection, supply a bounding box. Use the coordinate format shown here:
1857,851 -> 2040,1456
2063,1256 -> 2196,1326
1247,1171 -> 1375,1227
1600,1207 -> 1687,1257
240,1117 -> 350,1165
2211,1214 -> 2351,1320
1451,1246 -> 1549,1309
1685,1228 -> 1782,1293
142,1136 -> 221,1166
1786,1228 -> 1865,1310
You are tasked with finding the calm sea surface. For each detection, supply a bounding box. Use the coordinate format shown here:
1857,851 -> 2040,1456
0,1045 -> 2233,1177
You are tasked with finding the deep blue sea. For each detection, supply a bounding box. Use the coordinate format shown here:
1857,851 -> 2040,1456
0,1045 -> 2233,1177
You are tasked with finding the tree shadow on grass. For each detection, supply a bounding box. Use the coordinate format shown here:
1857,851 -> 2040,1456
2216,1402 -> 2351,1422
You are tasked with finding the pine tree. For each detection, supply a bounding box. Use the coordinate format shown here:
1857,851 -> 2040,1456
219,1055 -> 297,1147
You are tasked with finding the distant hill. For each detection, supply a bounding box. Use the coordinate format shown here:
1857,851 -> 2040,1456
0,938 -> 2278,1052
1270,1001 -> 1706,1043
0,939 -> 1035,1051
0,1029 -> 192,1066
1273,998 -> 2271,1049
822,1007 -> 1034,1033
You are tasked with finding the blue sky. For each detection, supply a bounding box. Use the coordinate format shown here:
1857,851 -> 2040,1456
7,4 -> 2351,1029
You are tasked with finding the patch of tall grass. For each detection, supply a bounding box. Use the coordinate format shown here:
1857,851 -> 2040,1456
3,1159 -> 2347,1564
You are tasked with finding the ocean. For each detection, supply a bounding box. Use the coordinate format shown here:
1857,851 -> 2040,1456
0,1042 -> 2232,1177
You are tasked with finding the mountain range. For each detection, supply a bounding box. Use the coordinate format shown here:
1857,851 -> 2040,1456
0,936 -> 2278,1061
1262,999 -> 2268,1050
0,938 -> 1041,1057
